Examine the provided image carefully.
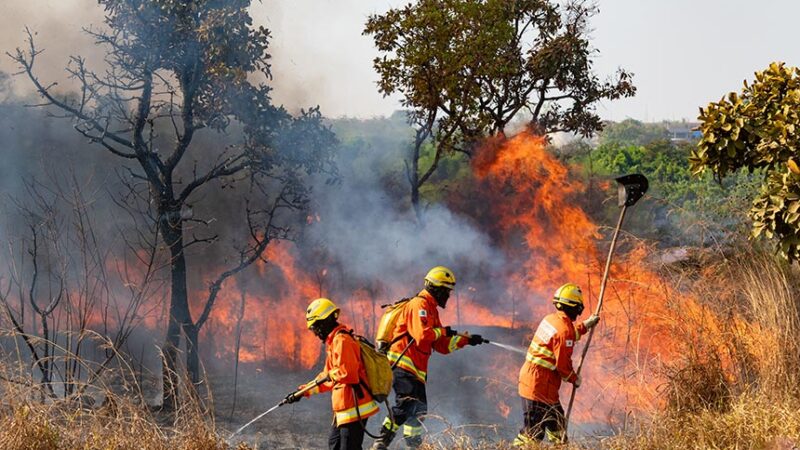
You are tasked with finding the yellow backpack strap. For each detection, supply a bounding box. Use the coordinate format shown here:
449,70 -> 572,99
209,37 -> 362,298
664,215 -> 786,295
387,297 -> 416,345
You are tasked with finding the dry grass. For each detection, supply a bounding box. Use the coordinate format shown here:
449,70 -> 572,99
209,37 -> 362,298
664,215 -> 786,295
602,393 -> 800,450
0,360 -> 253,450
0,392 -> 250,450
602,250 -> 800,449
2,249 -> 800,449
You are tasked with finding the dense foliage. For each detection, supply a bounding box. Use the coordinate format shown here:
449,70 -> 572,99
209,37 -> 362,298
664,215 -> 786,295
562,120 -> 759,244
364,0 -> 634,216
693,62 -> 800,261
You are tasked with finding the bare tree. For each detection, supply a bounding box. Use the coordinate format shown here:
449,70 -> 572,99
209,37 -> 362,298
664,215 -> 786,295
8,0 -> 336,408
0,175 -> 158,399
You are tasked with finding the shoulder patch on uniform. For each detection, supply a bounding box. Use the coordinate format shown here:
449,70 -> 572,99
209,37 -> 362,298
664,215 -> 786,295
534,319 -> 557,343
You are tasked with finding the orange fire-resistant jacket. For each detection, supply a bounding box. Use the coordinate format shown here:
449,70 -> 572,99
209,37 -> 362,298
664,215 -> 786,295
518,311 -> 588,405
302,324 -> 379,425
386,289 -> 469,383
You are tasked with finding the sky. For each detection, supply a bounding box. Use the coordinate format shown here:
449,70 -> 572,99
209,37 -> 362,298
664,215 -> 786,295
0,0 -> 797,122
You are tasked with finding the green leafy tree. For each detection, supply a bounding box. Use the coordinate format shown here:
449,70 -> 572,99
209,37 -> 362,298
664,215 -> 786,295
364,0 -> 635,219
691,62 -> 800,260
566,138 -> 757,244
10,0 -> 335,407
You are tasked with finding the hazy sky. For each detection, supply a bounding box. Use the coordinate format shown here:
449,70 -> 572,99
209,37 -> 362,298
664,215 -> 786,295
1,0 -> 796,122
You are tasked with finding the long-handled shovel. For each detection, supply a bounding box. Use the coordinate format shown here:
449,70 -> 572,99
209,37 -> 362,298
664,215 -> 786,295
228,375 -> 330,441
562,174 -> 648,442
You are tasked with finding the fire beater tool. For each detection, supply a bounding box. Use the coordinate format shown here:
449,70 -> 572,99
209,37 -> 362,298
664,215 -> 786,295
562,174 -> 648,442
228,375 -> 329,442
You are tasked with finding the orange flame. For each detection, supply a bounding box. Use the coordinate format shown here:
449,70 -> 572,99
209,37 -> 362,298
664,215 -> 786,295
460,132 -> 712,421
65,130 -> 720,424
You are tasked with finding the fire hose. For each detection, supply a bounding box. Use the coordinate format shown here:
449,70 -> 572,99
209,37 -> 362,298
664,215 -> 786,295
561,174 -> 648,443
228,374 -> 329,441
229,333 -> 506,442
228,338 -> 418,443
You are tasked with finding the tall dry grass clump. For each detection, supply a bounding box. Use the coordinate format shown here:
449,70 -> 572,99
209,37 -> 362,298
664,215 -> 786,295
606,249 -> 800,449
739,254 -> 800,394
0,363 -> 251,450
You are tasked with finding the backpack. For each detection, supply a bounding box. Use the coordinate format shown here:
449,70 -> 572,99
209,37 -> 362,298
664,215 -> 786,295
338,330 -> 394,403
375,297 -> 413,354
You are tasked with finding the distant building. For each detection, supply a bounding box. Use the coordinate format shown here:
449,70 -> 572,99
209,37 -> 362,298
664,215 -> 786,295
666,122 -> 701,143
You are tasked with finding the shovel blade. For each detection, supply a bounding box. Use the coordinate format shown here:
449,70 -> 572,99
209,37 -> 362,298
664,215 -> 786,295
616,174 -> 648,207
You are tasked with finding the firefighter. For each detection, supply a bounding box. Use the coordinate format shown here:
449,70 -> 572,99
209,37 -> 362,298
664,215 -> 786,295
371,266 -> 485,450
286,298 -> 380,450
513,283 -> 600,445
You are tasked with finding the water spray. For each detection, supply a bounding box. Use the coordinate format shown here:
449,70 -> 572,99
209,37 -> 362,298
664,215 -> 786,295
487,340 -> 526,355
457,333 -> 526,355
227,376 -> 328,442
228,403 -> 282,440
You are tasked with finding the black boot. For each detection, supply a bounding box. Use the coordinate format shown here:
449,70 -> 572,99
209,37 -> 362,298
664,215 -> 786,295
370,424 -> 396,450
404,434 -> 423,449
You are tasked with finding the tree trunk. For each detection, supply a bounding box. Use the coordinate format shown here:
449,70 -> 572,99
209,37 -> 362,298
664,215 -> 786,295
160,215 -> 192,410
410,139 -> 422,222
185,322 -> 200,384
230,290 -> 246,418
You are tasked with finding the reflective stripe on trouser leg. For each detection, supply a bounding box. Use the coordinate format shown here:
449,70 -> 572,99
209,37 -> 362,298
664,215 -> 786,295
403,417 -> 424,449
545,427 -> 564,443
381,417 -> 400,433
403,424 -> 423,437
513,433 -> 535,447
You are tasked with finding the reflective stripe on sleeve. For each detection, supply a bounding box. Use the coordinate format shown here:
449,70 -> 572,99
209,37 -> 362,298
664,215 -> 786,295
528,342 -> 555,358
545,428 -> 564,442
329,367 -> 343,381
447,336 -> 461,353
525,353 -> 557,371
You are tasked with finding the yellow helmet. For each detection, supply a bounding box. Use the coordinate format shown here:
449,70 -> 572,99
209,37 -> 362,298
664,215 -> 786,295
305,298 -> 340,329
424,266 -> 456,290
553,283 -> 584,308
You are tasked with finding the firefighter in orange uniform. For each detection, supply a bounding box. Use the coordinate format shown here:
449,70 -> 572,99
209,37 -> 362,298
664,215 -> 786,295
514,283 -> 599,445
371,266 -> 486,449
286,298 -> 379,450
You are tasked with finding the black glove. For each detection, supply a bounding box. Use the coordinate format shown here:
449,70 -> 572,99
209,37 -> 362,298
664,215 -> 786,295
467,334 -> 485,346
283,392 -> 301,404
444,326 -> 458,337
